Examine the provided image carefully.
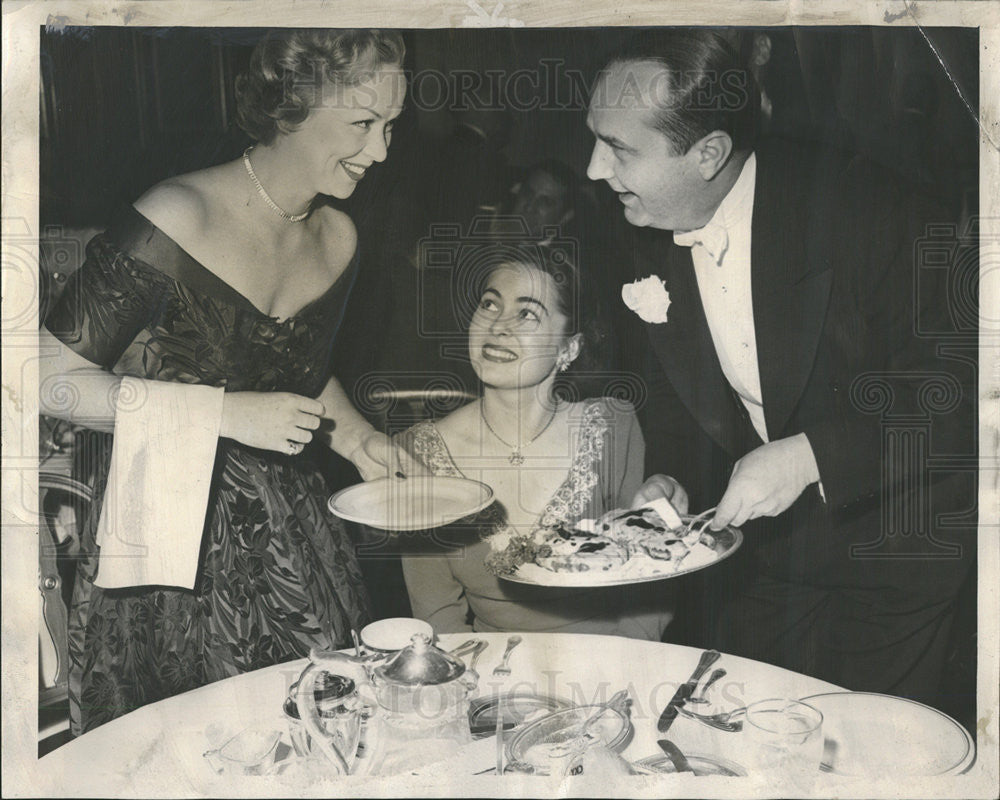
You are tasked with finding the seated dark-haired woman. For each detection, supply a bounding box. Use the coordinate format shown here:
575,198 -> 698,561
398,247 -> 674,639
38,29 -> 424,733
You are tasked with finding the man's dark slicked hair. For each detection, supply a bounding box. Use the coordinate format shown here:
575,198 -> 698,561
604,29 -> 760,154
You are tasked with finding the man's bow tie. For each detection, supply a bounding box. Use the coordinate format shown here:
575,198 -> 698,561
673,222 -> 729,265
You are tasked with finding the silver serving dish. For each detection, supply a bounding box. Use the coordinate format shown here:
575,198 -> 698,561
506,703 -> 633,773
371,633 -> 477,719
468,692 -> 572,738
374,632 -> 466,685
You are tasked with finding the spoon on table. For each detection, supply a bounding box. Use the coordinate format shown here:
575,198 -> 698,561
448,639 -> 481,659
579,689 -> 630,738
468,640 -> 489,674
676,704 -> 747,732
688,668 -> 726,704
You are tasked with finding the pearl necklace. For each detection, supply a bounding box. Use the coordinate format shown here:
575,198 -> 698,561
480,400 -> 558,466
242,147 -> 310,223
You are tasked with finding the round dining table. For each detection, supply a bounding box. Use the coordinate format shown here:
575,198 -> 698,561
37,632 -> 977,797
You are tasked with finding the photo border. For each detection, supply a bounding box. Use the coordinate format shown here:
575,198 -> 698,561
2,1 -> 997,797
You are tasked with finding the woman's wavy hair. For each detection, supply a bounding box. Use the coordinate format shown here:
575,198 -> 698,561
473,244 -> 610,400
235,29 -> 406,145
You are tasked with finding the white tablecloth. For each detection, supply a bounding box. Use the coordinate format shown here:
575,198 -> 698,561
35,632 -> 974,797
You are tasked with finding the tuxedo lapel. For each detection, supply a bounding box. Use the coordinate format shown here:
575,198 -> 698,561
751,143 -> 835,440
644,237 -> 747,457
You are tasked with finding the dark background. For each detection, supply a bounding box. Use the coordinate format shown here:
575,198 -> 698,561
40,26 -> 979,226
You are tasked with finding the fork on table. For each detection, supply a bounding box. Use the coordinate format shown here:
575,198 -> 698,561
492,635 -> 523,677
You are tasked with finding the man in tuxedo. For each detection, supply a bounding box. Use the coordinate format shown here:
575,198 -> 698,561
585,30 -> 975,710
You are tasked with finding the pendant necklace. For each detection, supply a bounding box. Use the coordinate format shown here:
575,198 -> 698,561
480,400 -> 558,466
243,147 -> 310,223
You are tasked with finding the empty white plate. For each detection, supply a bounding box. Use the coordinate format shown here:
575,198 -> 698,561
802,691 -> 975,776
360,617 -> 434,652
328,476 -> 493,531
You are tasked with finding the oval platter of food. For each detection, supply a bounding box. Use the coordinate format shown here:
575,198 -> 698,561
328,476 -> 494,531
497,500 -> 742,587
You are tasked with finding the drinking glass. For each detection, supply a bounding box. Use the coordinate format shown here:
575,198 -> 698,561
203,725 -> 281,776
743,698 -> 824,780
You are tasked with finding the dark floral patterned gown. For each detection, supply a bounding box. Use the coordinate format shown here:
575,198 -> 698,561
45,206 -> 372,735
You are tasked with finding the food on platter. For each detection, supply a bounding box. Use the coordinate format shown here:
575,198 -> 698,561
486,498 -> 720,579
533,532 -> 630,573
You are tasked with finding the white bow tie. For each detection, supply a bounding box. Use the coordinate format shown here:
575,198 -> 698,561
673,222 -> 729,265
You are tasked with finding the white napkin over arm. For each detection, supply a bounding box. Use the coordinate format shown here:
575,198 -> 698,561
95,376 -> 225,590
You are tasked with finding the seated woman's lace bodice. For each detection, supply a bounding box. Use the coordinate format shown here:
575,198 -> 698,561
401,399 -> 619,570
397,398 -> 671,638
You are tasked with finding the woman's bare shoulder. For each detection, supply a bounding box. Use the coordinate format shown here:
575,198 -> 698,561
133,163 -> 238,239
431,400 -> 480,448
315,205 -> 358,268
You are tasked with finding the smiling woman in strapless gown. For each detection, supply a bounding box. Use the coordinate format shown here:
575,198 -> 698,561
39,29 -> 422,734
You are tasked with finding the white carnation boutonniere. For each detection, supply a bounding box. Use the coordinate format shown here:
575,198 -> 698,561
622,275 -> 671,324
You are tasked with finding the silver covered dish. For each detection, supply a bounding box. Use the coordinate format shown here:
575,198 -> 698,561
374,633 -> 466,685
370,633 -> 477,721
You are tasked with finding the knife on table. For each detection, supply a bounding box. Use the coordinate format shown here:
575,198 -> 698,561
658,739 -> 694,773
656,649 -> 721,733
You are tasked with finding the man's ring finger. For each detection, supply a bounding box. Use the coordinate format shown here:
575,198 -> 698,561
287,441 -> 302,455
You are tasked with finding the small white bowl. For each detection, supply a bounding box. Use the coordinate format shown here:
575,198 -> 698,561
360,618 -> 434,653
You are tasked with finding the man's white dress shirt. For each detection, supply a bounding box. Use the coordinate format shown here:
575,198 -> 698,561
675,154 -> 769,443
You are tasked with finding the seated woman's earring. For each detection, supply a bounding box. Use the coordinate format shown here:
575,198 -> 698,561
558,334 -> 582,373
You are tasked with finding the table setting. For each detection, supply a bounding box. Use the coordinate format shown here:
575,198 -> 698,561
38,623 -> 976,796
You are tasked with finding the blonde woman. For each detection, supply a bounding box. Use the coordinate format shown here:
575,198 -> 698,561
40,29 -> 419,733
